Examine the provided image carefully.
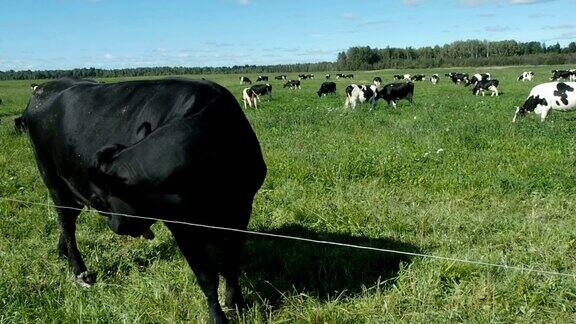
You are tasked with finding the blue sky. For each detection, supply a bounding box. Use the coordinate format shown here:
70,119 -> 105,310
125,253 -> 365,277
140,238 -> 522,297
0,0 -> 575,71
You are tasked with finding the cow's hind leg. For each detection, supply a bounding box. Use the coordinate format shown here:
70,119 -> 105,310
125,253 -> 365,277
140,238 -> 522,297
168,225 -> 227,324
219,237 -> 246,311
56,204 -> 94,287
36,159 -> 93,287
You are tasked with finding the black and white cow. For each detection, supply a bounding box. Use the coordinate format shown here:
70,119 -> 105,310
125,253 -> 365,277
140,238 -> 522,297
550,70 -> 576,82
393,75 -> 403,80
465,73 -> 491,86
447,72 -> 469,84
250,83 -> 272,97
344,73 -> 354,79
344,84 -> 378,109
335,73 -> 344,79
317,82 -> 337,97
240,76 -> 252,84
21,78 -> 267,324
472,79 -> 499,96
373,77 -> 382,87
513,82 -> 576,122
430,74 -> 440,85
243,84 -> 273,108
517,71 -> 534,82
256,75 -> 269,82
274,75 -> 287,80
325,73 -> 331,80
376,82 -> 415,108
283,80 -> 301,90
30,83 -> 39,91
411,74 -> 425,81
403,74 -> 412,81
242,87 -> 259,109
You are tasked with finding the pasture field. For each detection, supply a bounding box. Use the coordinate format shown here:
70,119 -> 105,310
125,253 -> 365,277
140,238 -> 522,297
2,65 -> 576,323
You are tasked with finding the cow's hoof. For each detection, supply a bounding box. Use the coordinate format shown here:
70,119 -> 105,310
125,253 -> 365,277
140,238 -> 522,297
75,271 -> 96,288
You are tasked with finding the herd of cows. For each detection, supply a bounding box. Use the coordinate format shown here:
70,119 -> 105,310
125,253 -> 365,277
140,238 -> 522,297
1,67 -> 576,323
238,69 -> 576,122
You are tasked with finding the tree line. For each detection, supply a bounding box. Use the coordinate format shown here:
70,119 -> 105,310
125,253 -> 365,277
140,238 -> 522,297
2,39 -> 576,81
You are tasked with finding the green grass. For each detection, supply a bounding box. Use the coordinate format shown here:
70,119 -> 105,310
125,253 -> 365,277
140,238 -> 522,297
2,65 -> 576,322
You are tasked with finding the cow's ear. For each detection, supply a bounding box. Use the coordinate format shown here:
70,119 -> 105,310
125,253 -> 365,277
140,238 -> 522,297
94,144 -> 127,169
90,144 -> 128,190
136,122 -> 152,141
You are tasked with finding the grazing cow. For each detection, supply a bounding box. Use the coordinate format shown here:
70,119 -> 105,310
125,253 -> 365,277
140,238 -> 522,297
250,83 -> 272,96
550,70 -> 576,82
472,79 -> 500,96
283,80 -> 301,89
465,73 -> 491,86
14,116 -> 26,134
517,71 -> 534,82
317,82 -> 337,97
240,76 -> 252,84
393,75 -> 403,80
325,73 -> 330,80
256,75 -> 268,82
430,74 -> 440,85
376,82 -> 415,108
410,74 -> 425,81
298,74 -> 308,80
344,73 -> 354,79
447,72 -> 469,84
373,77 -> 382,87
403,74 -> 412,81
513,82 -> 576,122
242,87 -> 259,109
335,73 -> 344,79
344,84 -> 378,109
274,75 -> 287,81
306,73 -> 314,79
22,78 -> 267,324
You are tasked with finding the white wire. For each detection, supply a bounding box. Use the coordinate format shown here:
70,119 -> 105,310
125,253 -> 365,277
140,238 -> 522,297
1,196 -> 575,279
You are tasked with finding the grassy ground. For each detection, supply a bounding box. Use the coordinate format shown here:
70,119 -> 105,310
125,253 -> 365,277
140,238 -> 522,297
2,66 -> 576,322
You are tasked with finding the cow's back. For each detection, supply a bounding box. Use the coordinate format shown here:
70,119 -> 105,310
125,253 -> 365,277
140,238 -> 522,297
23,78 -> 265,206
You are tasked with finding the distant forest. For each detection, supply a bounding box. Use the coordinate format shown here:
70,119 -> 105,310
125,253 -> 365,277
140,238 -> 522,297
2,39 -> 576,80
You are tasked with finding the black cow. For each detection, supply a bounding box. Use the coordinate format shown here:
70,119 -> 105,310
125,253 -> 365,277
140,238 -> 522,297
274,75 -> 287,81
376,82 -> 414,108
250,83 -> 272,97
411,74 -> 426,81
283,80 -> 301,89
317,82 -> 336,97
472,79 -> 500,96
256,75 -> 268,82
21,78 -> 267,324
